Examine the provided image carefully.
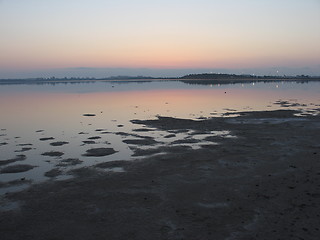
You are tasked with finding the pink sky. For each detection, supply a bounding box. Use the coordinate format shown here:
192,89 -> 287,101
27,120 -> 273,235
0,0 -> 319,77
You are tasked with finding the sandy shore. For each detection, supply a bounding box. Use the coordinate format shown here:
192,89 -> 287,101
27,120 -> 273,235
1,109 -> 319,240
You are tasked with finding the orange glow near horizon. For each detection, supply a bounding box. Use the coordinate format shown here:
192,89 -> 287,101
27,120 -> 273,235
2,39 -> 319,71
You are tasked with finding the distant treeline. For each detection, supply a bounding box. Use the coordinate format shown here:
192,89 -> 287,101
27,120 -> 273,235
180,73 -> 316,80
178,73 -> 320,85
0,75 -> 157,84
1,73 -> 319,85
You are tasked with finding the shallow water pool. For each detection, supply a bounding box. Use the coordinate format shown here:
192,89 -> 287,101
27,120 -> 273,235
0,80 -> 319,194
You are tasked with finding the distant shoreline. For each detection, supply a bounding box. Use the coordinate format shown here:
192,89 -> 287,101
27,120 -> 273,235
0,73 -> 320,85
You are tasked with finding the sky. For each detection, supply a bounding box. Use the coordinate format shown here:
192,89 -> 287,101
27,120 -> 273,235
0,0 -> 320,78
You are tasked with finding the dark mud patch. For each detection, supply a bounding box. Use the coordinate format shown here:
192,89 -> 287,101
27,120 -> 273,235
14,147 -> 32,152
41,151 -> 64,157
83,113 -> 96,117
171,138 -> 201,144
200,143 -> 220,149
0,142 -> 8,146
131,116 -> 201,131
0,155 -> 26,166
100,131 -> 111,134
68,167 -> 101,178
94,160 -> 131,169
87,136 -> 101,140
39,137 -> 55,141
50,141 -> 69,146
82,140 -> 96,145
114,132 -> 134,137
168,129 -> 190,133
236,109 -> 300,118
115,132 -> 154,140
95,129 -> 106,132
35,130 -> 44,133
78,132 -> 89,135
82,148 -> 117,157
204,136 -> 224,142
0,164 -> 35,174
44,168 -> 63,178
56,158 -> 83,167
223,108 -> 237,112
123,138 -> 159,146
132,128 -> 155,132
131,145 -> 192,157
16,143 -> 33,146
1,110 -> 320,240
0,178 -> 32,188
164,134 -> 176,138
131,111 -> 304,134
274,100 -> 307,108
197,116 -> 207,120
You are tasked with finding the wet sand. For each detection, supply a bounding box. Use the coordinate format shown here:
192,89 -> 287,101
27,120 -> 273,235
0,109 -> 320,240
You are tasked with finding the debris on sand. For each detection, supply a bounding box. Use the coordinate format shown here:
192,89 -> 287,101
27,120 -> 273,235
39,137 -> 55,141
50,141 -> 69,146
41,151 -> 64,157
83,114 -> 96,117
82,148 -> 117,157
0,164 -> 35,174
44,168 -> 62,178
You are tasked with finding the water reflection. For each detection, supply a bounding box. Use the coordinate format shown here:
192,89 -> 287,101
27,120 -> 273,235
0,80 -> 319,194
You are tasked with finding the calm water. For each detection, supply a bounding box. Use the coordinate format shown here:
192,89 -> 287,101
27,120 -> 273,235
0,80 -> 320,194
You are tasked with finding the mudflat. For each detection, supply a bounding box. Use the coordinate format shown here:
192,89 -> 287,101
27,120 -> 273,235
0,109 -> 319,240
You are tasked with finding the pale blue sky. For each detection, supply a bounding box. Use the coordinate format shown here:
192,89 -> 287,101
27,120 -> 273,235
0,0 -> 319,77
